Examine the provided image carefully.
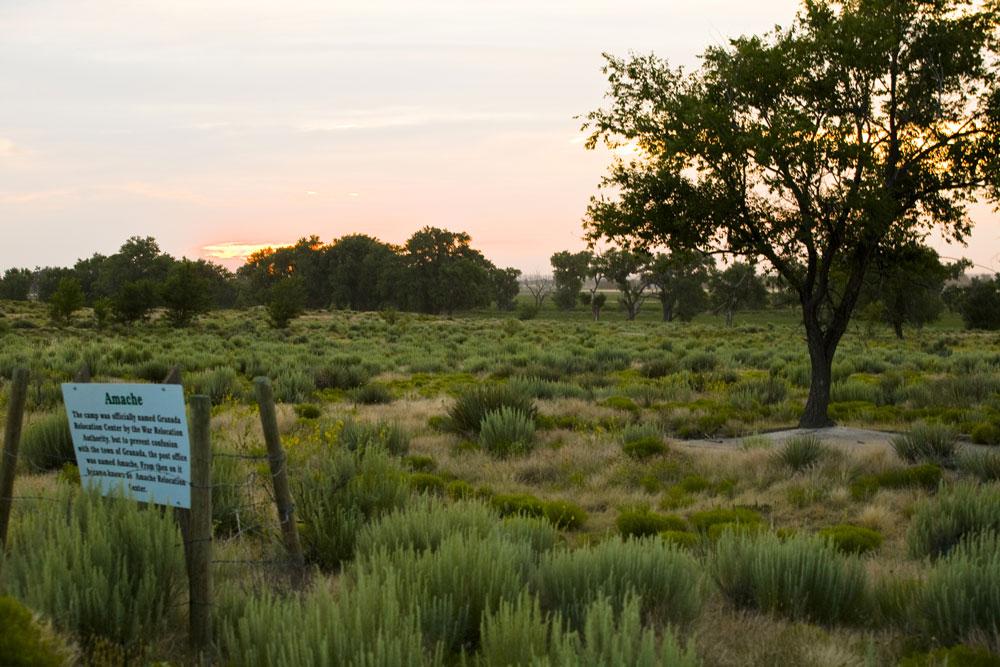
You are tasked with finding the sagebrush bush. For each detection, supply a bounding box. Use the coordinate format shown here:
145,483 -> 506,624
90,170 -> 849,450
19,411 -> 74,471
479,406 -> 536,458
448,384 -> 537,435
294,403 -> 322,419
818,524 -> 883,555
491,493 -> 546,519
897,645 -> 1000,667
478,593 -> 699,667
659,530 -> 700,549
294,447 -> 410,569
616,510 -> 686,538
542,499 -> 588,530
314,361 -> 370,390
350,382 -> 393,405
339,418 -> 409,456
728,376 -> 788,408
907,483 -> 1000,559
218,576 -> 439,666
409,472 -> 447,496
534,536 -> 704,631
357,532 -> 535,654
849,463 -> 942,500
774,435 -> 830,472
621,422 -> 667,459
1,488 -> 185,649
689,507 -> 763,533
920,531 -> 1000,646
0,596 -> 71,667
711,531 -> 868,624
957,449 -> 1000,482
187,365 -> 241,404
892,422 -> 957,465
356,496 -> 497,558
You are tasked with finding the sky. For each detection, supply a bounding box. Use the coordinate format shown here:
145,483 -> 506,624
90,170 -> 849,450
1,0 -> 998,275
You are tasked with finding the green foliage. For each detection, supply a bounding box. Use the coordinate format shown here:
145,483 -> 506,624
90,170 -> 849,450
351,382 -> 393,405
728,376 -> 787,408
711,531 -> 868,624
491,493 -> 546,519
339,418 -> 409,456
47,277 -> 84,325
448,384 -> 537,436
689,507 -> 763,533
409,472 -> 447,496
355,496 -> 498,558
447,480 -> 474,500
314,360 -> 370,390
405,454 -> 437,472
616,509 -> 686,538
892,422 -> 958,466
920,532 -> 1000,647
907,483 -> 1000,560
954,276 -> 1000,330
112,279 -> 159,323
479,406 -> 536,458
971,422 -> 1000,445
0,596 -> 70,667
957,449 -> 1000,482
621,422 -> 667,459
899,645 -> 1000,667
293,447 -> 410,569
818,524 -> 883,555
478,593 -> 699,667
542,499 -> 588,530
534,536 -> 704,631
19,412 -> 75,472
774,435 -> 830,472
267,276 -> 307,328
849,463 -> 942,500
294,403 -> 322,419
659,530 -> 699,549
1,488 -> 184,649
187,366 -> 241,405
161,259 -> 212,326
683,351 -> 719,373
92,297 -> 113,328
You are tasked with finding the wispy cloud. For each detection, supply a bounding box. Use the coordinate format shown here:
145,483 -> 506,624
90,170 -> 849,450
202,242 -> 291,261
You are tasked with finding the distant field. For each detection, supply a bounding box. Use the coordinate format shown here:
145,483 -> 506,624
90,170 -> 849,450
2,299 -> 999,665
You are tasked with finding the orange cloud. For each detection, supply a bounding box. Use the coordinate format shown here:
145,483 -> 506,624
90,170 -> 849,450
202,241 -> 291,262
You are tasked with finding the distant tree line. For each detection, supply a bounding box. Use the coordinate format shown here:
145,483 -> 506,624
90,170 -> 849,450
541,245 -> 992,335
0,227 -> 521,327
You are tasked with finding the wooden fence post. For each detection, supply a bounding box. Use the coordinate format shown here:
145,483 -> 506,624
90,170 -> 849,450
253,377 -> 306,584
188,395 -> 213,657
0,367 -> 30,553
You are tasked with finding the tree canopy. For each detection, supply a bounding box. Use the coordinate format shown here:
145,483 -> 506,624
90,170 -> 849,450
583,0 -> 1000,426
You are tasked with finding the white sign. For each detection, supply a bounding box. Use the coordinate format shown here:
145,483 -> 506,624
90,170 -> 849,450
61,383 -> 191,508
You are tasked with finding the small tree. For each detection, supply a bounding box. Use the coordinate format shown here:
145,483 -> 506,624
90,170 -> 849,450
47,277 -> 84,325
597,248 -> 652,320
267,276 -> 307,329
162,259 -> 213,327
0,268 -> 32,301
522,277 -> 553,309
550,251 -> 592,310
954,276 -> 1000,330
644,251 -> 712,322
112,280 -> 159,324
709,263 -> 767,327
491,266 -> 521,311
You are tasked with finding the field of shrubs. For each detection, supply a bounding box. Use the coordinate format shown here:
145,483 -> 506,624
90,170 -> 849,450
3,298 -> 1000,665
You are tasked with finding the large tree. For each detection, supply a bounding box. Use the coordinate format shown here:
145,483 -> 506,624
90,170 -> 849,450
596,248 -> 653,320
550,250 -> 592,310
583,0 -> 1000,426
644,250 -> 712,322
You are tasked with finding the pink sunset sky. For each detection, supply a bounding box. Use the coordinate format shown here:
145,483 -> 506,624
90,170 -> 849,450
2,0 -> 998,275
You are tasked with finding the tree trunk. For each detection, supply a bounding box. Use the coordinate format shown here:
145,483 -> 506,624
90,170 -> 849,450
892,320 -> 904,340
661,298 -> 673,322
800,336 -> 835,428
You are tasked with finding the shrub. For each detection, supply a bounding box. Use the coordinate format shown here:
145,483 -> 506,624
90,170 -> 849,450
683,352 -> 719,373
355,496 -> 497,558
899,645 -> 1000,667
448,384 -> 537,436
660,530 -> 700,549
405,454 -> 437,472
920,532 -> 1000,647
711,531 -> 868,624
892,422 -> 957,466
706,521 -> 767,541
351,382 -> 393,405
293,447 -> 410,569
447,480 -> 474,500
958,449 -> 1000,481
621,422 -> 667,459
19,412 -> 74,471
534,536 -> 704,631
409,472 -> 447,496
616,509 -> 687,538
294,403 -> 322,419
356,532 -> 534,654
849,463 -> 942,500
603,395 -> 640,413
491,493 -> 546,519
218,574 -> 436,667
542,499 -> 588,530
479,406 -> 536,457
774,435 -> 830,472
640,358 -> 677,379
689,507 -> 763,533
479,593 -> 699,667
818,524 -> 883,555
266,277 -> 306,328
339,419 -> 409,456
1,488 -> 185,649
908,483 -> 1000,559
728,376 -> 788,408
0,596 -> 71,667
971,422 -> 1000,445
314,361 -> 369,390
